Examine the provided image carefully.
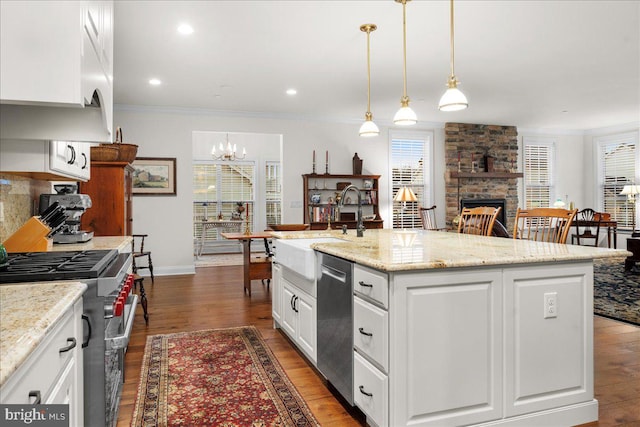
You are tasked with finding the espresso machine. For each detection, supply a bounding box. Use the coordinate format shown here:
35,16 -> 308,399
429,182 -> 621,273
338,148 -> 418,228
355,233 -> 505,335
39,184 -> 94,244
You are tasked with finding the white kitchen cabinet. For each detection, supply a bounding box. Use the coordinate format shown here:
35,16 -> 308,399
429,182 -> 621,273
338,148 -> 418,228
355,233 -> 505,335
0,0 -> 113,141
271,262 -> 282,324
0,139 -> 91,181
0,298 -> 84,425
390,268 -> 504,427
280,274 -> 317,363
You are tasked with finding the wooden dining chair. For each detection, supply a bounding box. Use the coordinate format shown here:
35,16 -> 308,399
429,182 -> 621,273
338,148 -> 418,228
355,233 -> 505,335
132,234 -> 154,284
457,206 -> 502,236
571,208 -> 601,246
513,208 -> 578,244
419,206 -> 447,231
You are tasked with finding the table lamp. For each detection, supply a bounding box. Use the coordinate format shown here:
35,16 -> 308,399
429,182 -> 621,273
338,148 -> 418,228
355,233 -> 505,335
620,184 -> 640,237
394,186 -> 417,229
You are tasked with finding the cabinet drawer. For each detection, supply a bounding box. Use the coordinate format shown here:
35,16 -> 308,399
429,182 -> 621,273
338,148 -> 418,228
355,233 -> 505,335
0,310 -> 76,404
354,264 -> 388,308
354,297 -> 388,372
354,351 -> 388,427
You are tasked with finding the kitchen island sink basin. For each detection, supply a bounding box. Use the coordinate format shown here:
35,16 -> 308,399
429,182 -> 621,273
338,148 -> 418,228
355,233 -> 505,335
273,237 -> 344,280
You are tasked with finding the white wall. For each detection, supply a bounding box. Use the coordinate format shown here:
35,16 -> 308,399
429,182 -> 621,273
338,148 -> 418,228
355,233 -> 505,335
115,106 -> 448,275
116,105 -> 630,276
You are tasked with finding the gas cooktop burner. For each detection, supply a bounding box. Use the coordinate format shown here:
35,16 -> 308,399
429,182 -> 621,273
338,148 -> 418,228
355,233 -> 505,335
0,250 -> 118,283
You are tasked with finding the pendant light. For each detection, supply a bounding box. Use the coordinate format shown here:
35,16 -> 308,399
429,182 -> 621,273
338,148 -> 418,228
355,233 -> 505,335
359,24 -> 380,137
393,0 -> 417,125
438,0 -> 468,111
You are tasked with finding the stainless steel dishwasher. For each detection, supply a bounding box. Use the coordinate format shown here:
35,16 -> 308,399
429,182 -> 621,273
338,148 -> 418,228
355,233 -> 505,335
317,252 -> 354,405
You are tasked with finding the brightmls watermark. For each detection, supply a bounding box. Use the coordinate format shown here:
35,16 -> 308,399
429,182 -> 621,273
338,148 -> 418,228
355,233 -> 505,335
0,405 -> 69,426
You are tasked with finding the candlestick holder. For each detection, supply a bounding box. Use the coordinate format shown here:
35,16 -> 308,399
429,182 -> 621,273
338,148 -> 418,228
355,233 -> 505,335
325,162 -> 329,174
471,161 -> 478,173
244,216 -> 251,235
312,162 -> 316,174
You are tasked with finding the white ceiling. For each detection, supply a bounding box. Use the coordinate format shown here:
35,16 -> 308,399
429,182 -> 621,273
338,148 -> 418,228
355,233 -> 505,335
113,0 -> 640,132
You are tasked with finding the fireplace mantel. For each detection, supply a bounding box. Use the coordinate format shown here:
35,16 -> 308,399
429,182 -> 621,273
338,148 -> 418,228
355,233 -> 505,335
450,172 -> 523,179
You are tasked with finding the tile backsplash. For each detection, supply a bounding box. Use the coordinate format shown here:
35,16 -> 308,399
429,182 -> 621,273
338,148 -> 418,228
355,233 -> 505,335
0,173 -> 52,241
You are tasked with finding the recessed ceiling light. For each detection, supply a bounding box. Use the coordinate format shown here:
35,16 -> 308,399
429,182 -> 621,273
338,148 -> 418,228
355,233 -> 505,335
177,24 -> 194,35
149,78 -> 162,86
562,110 -> 569,113
286,89 -> 297,95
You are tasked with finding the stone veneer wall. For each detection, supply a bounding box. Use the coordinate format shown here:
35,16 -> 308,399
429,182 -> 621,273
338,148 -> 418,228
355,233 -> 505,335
444,123 -> 519,229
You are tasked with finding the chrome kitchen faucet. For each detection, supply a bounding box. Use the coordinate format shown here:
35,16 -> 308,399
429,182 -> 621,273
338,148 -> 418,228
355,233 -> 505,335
338,184 -> 365,237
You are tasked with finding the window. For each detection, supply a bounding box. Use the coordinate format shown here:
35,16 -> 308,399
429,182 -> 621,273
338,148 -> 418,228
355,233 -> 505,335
390,132 -> 433,229
596,133 -> 638,229
265,161 -> 282,226
524,138 -> 554,208
193,162 -> 255,252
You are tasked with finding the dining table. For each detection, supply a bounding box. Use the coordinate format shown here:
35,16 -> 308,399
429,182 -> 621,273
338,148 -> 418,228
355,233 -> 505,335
572,218 -> 617,248
221,231 -> 274,296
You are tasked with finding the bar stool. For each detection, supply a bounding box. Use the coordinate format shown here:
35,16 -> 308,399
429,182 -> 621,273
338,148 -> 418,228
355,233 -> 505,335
132,234 -> 154,284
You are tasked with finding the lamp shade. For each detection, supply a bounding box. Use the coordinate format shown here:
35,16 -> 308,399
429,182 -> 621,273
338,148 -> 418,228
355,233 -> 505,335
620,185 -> 640,196
438,85 -> 468,111
393,106 -> 417,125
394,186 -> 417,202
359,119 -> 380,137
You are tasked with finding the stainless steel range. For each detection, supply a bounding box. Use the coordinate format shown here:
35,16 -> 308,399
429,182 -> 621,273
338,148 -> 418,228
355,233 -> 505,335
0,249 -> 137,427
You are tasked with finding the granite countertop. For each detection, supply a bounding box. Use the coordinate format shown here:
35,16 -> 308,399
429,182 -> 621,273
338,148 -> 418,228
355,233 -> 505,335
270,229 -> 630,272
49,236 -> 132,253
0,281 -> 87,386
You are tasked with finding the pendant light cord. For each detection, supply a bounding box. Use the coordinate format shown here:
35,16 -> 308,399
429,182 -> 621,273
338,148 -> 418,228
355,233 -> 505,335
366,28 -> 372,113
449,0 -> 456,78
402,0 -> 408,99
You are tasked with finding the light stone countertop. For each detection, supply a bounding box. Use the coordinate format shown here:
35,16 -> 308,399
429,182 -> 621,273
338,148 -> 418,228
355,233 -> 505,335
0,281 -> 87,386
270,229 -> 630,272
49,236 -> 132,253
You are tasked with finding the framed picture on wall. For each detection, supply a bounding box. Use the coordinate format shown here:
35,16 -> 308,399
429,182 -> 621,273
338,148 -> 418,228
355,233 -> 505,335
131,157 -> 177,196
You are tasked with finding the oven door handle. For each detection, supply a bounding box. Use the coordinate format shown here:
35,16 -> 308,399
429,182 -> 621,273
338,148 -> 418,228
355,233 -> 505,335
82,314 -> 92,348
105,295 -> 138,350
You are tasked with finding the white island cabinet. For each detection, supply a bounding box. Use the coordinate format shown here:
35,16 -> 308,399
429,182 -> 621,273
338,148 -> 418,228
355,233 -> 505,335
0,282 -> 87,427
268,229 -> 628,427
0,0 -> 113,142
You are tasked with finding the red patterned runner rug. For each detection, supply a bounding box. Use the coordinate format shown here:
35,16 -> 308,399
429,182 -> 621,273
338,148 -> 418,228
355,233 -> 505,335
130,326 -> 320,426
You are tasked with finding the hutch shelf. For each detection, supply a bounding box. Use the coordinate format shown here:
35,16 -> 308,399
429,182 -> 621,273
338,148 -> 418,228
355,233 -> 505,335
303,174 -> 383,231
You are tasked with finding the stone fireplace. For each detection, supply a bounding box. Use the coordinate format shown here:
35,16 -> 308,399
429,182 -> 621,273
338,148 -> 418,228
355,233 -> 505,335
445,123 -> 520,228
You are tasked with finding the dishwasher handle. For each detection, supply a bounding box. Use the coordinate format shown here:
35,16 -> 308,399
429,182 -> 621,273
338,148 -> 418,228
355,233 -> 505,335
320,264 -> 347,283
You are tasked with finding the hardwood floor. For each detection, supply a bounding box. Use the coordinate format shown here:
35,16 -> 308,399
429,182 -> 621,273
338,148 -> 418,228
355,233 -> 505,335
117,266 -> 640,427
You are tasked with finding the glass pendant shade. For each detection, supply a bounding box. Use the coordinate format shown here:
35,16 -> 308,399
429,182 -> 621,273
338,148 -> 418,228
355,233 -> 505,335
393,105 -> 417,125
359,115 -> 380,137
439,81 -> 468,111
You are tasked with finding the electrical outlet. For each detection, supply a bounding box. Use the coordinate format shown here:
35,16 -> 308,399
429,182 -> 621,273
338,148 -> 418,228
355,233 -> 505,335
0,201 -> 4,222
544,292 -> 558,319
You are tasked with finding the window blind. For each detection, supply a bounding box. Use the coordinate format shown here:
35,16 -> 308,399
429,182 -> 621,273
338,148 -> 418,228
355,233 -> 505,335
265,161 -> 282,226
391,138 -> 428,229
597,134 -> 637,228
192,162 -> 255,253
524,142 -> 554,208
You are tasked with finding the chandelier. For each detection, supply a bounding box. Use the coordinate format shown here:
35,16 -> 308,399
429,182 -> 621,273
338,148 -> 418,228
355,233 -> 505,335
211,133 -> 246,161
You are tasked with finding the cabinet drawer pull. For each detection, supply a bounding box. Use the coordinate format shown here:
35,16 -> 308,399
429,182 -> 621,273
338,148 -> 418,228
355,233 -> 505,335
59,337 -> 77,353
358,281 -> 373,288
28,390 -> 41,405
358,327 -> 373,337
359,385 -> 373,397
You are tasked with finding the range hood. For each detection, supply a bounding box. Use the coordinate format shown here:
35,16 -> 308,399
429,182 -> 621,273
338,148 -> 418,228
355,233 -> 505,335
0,92 -> 112,143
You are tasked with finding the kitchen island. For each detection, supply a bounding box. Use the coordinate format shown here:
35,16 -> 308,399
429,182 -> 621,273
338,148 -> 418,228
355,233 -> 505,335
270,229 -> 628,427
